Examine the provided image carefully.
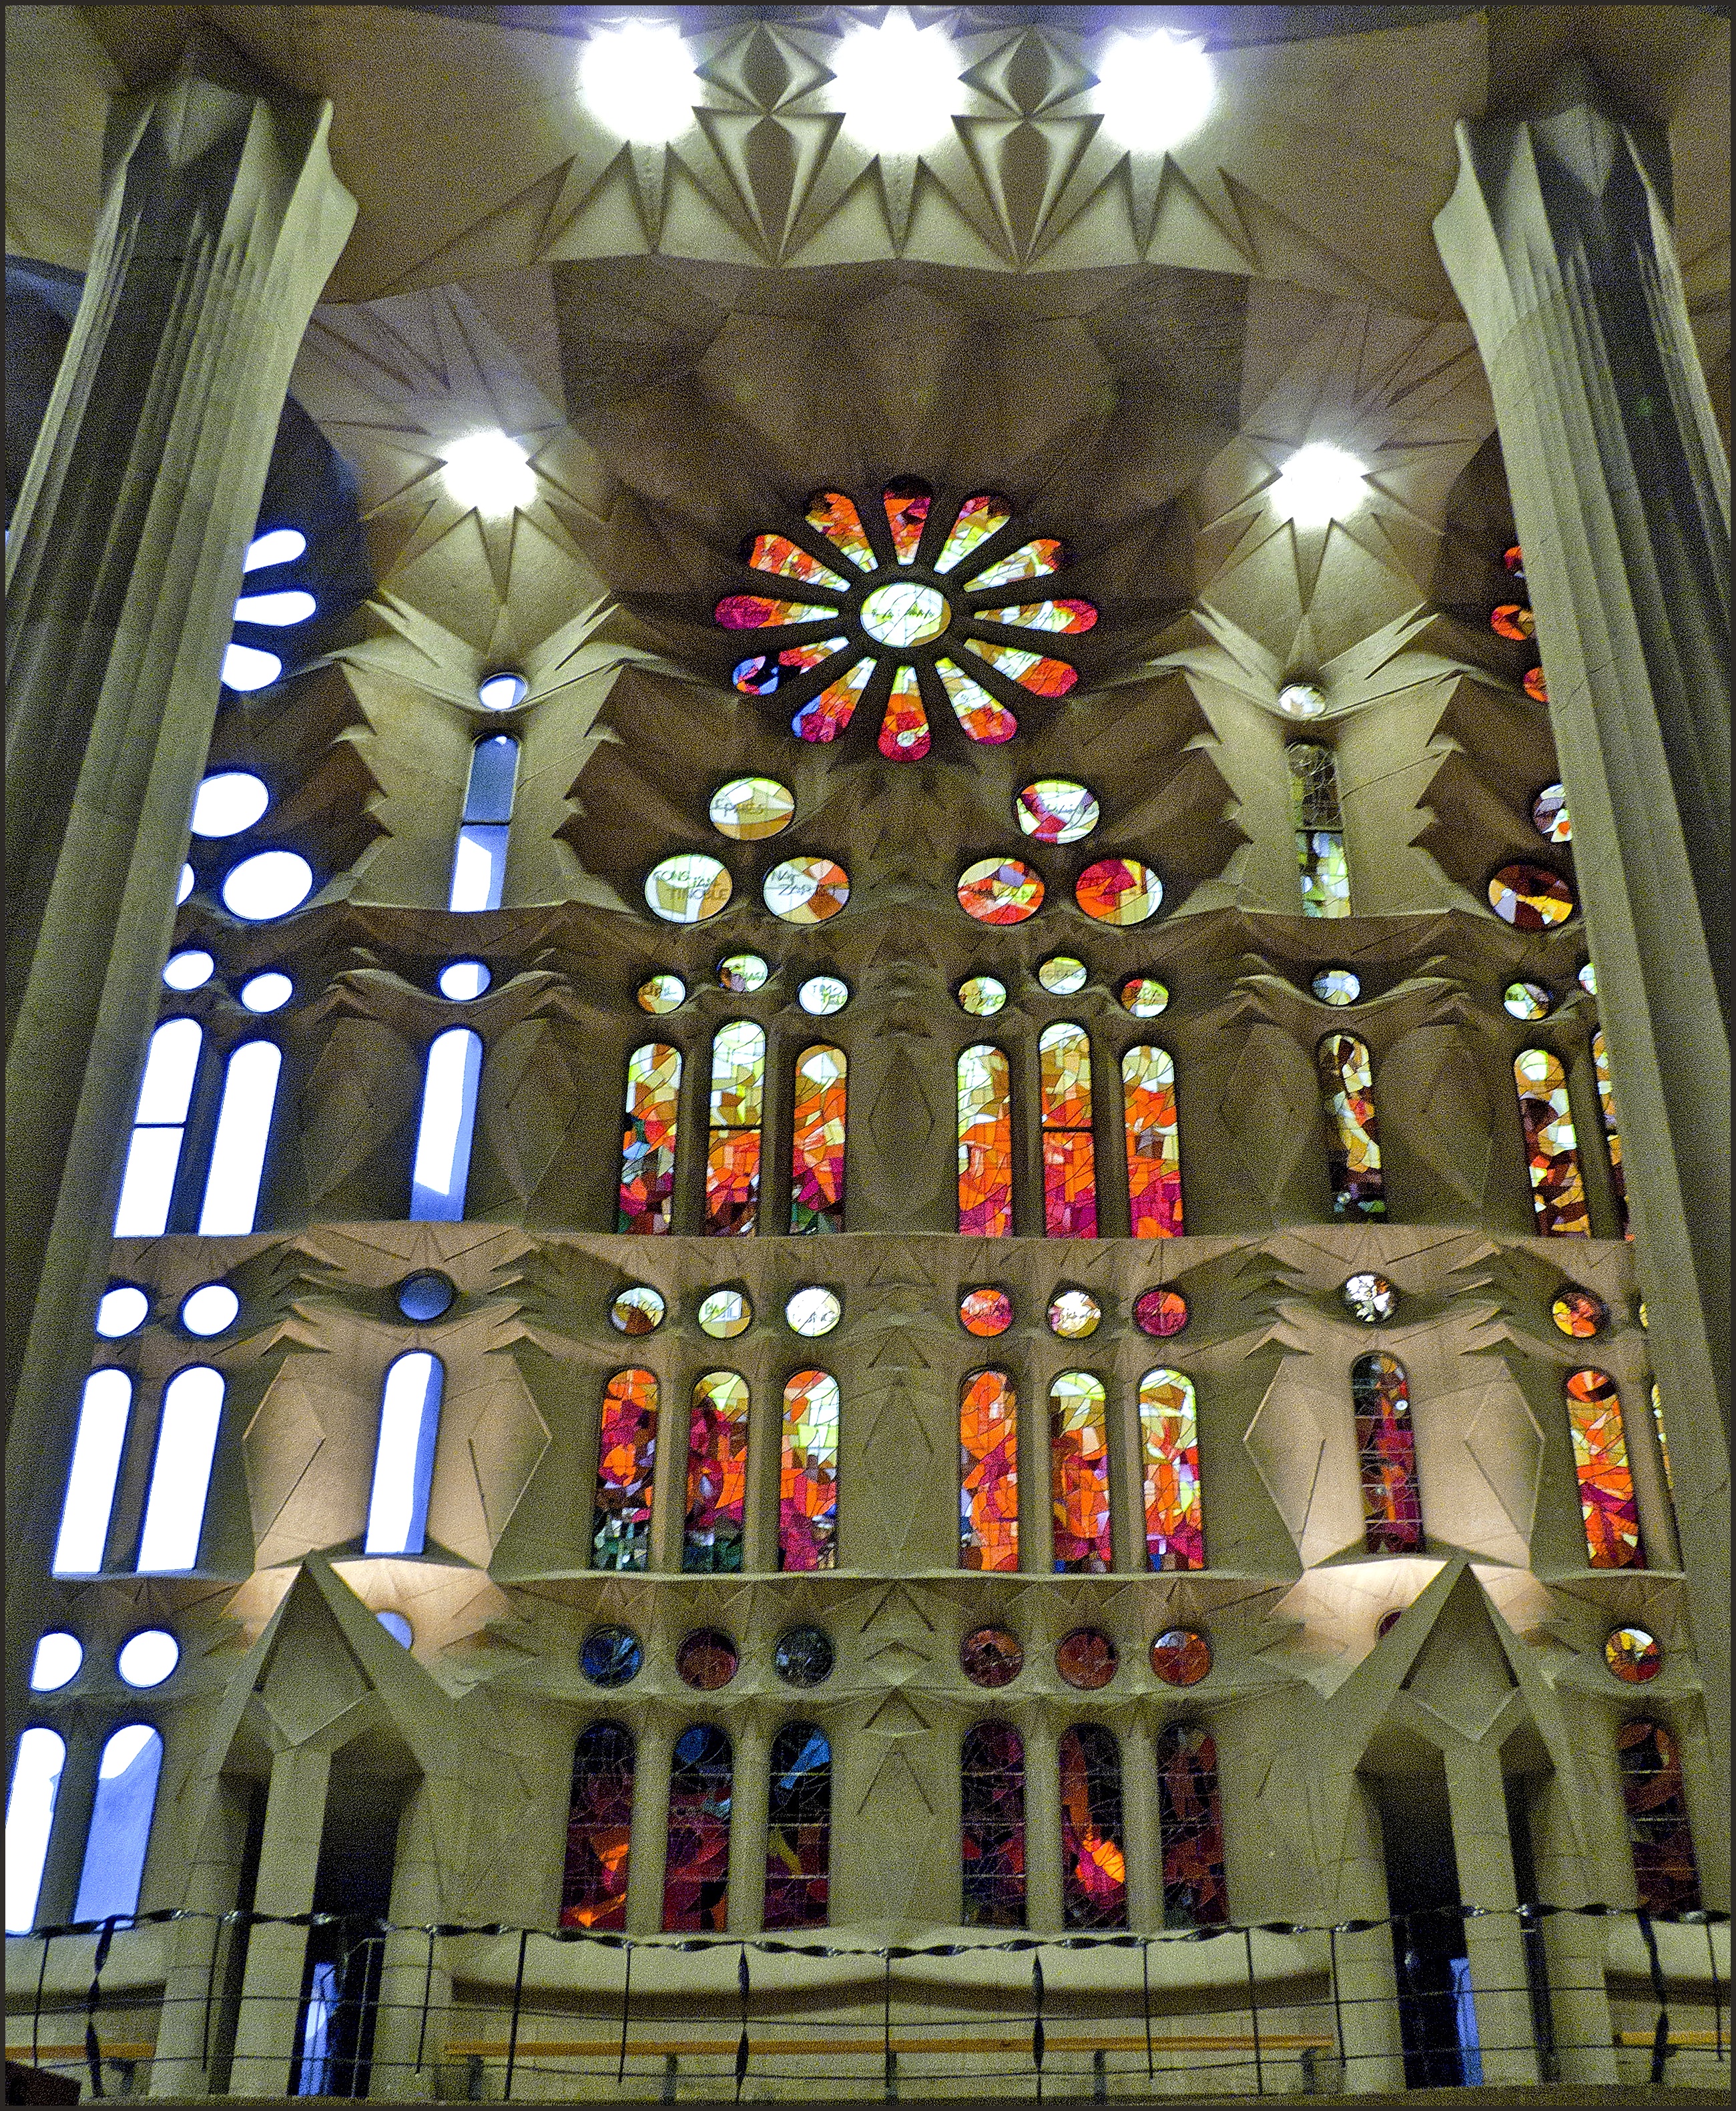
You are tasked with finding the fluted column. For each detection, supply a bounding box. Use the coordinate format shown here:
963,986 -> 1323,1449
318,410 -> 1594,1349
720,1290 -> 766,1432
626,1717 -> 675,1935
1441,1742 -> 1539,2086
726,1718 -> 771,1936
149,1774 -> 258,2097
229,1743 -> 332,2097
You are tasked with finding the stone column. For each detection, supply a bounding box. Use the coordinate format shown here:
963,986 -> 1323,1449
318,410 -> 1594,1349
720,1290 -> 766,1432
1617,1372 -> 1682,1574
726,1718 -> 771,1936
1330,1774 -> 1408,2096
1525,1767 -> 1618,2087
229,1743 -> 332,2098
33,1719 -> 101,1929
148,1772 -> 258,2096
1434,59 -> 1729,1821
1441,1741 -> 1540,2085
626,1717 -> 675,1935
1023,1714 -> 1063,1933
372,1779 -> 449,2102
1119,1722 -> 1161,1931
3,36 -> 357,1764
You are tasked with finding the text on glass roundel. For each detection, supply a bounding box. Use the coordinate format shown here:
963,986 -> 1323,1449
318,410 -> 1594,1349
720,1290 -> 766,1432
958,858 -> 1043,924
718,952 -> 770,992
1076,858 -> 1162,926
1120,976 -> 1169,1017
698,1289 -> 752,1338
611,1285 -> 666,1335
1057,1628 -> 1118,1690
222,850 -> 313,921
786,1285 -> 842,1337
637,972 -> 686,1014
1037,956 -> 1088,994
1550,1286 -> 1607,1338
1488,863 -> 1574,929
1150,1628 -> 1212,1687
1133,1287 -> 1189,1338
709,776 -> 796,840
960,1626 -> 1024,1689
774,1626 -> 834,1687
1047,1290 -> 1101,1338
676,1628 -> 739,1690
1603,1626 -> 1661,1683
960,1286 -> 1013,1337
958,975 -> 1007,1015
645,854 -> 732,924
764,856 -> 850,923
1016,780 -> 1099,844
798,974 -> 849,1016
581,1624 -> 643,1687
860,579 -> 951,647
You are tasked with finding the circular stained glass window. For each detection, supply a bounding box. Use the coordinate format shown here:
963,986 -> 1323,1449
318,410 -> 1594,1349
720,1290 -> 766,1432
1047,1289 -> 1101,1339
117,1630 -> 180,1689
1313,968 -> 1360,1005
611,1285 -> 665,1335
645,854 -> 732,924
1076,858 -> 1162,926
677,1628 -> 739,1690
439,960 -> 490,1002
1016,781 -> 1099,844
163,949 -> 214,992
1550,1285 -> 1607,1338
1490,603 -> 1537,643
190,771 -> 270,838
180,1283 -> 239,1336
774,1626 -> 835,1687
1504,980 -> 1552,1020
477,671 -> 528,711
860,580 -> 950,647
637,972 -> 686,1014
958,858 -> 1044,924
1577,960 -> 1597,996
377,1612 -> 414,1648
581,1624 -> 643,1688
1488,862 -> 1574,928
1376,1608 -> 1404,1640
222,850 -> 313,921
96,1285 -> 150,1338
29,1632 -> 83,1692
1133,1287 -> 1189,1338
698,1289 -> 752,1339
718,953 -> 770,992
1523,666 -> 1548,703
240,971 -> 294,1013
1037,956 -> 1088,995
764,856 -> 850,923
1057,1628 -> 1118,1691
1604,1626 -> 1662,1684
396,1271 -> 457,1323
1342,1273 -> 1398,1324
958,975 -> 1007,1016
178,864 -> 196,904
1638,1300 -> 1647,1329
960,1626 -> 1023,1689
1120,976 -> 1169,1018
1150,1628 -> 1212,1687
798,975 -> 849,1016
709,776 -> 796,840
1531,782 -> 1570,843
786,1285 -> 842,1337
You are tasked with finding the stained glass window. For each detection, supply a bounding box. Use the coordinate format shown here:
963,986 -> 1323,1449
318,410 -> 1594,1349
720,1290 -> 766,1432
958,1044 -> 1012,1235
362,1353 -> 443,1559
410,1027 -> 481,1224
1059,1724 -> 1127,1929
1050,1372 -> 1111,1573
1075,858 -> 1163,925
960,1286 -> 1014,1336
1039,1023 -> 1097,1238
1617,1720 -> 1701,1915
1352,1353 -> 1422,1554
619,1044 -> 680,1234
1605,1626 -> 1662,1683
593,1369 -> 657,1571
958,858 -> 1044,924
449,734 -> 518,911
1123,1044 -> 1183,1237
1155,1725 -> 1229,1928
1488,863 -> 1574,928
1048,1289 -> 1101,1337
780,1369 -> 840,1571
1651,1382 -> 1673,1496
1057,1629 -> 1118,1690
1318,1032 -> 1386,1219
113,1017 -> 202,1235
72,1725 -> 164,1923
790,1044 -> 847,1233
961,1723 -> 1026,1927
561,1724 -> 633,1929
705,1021 -> 764,1235
764,1723 -> 830,1930
1514,1048 -> 1590,1237
1287,743 -> 1350,916
960,1370 -> 1018,1571
1565,1368 -> 1643,1568
662,1725 -> 732,1932
1591,1028 -> 1629,1237
683,1372 -> 748,1572
1135,1287 -> 1189,1337
1139,1370 -> 1203,1570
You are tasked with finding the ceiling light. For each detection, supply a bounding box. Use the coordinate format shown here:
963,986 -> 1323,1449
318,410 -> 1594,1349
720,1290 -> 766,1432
831,10 -> 959,156
1269,443 -> 1369,527
1095,29 -> 1215,152
1278,683 -> 1327,719
441,432 -> 536,516
579,21 -> 699,143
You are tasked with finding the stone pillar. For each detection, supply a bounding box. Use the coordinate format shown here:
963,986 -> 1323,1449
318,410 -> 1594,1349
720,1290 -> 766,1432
1618,1372 -> 1682,1574
1434,63 -> 1729,1827
149,1773 -> 258,2097
1023,1715 -> 1063,1933
1526,1767 -> 1618,2087
229,1743 -> 332,2098
727,1719 -> 771,1936
626,1717 -> 675,1935
372,1779 -> 449,2102
33,1719 -> 100,1929
1119,1723 -> 1161,1931
1441,1741 -> 1540,2085
1330,1775 -> 1407,2097
3,36 -> 357,1765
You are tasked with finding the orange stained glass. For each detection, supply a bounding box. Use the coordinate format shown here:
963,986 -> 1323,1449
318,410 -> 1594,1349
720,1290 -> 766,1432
683,1371 -> 749,1572
593,1368 -> 657,1570
561,1723 -> 634,1929
1515,1048 -> 1591,1237
1075,858 -> 1162,925
1490,603 -> 1536,641
1050,1371 -> 1111,1573
1352,1352 -> 1422,1554
958,857 -> 1044,924
780,1368 -> 840,1571
934,656 -> 1018,743
1059,1723 -> 1127,1929
792,655 -> 875,743
619,1043 -> 680,1234
1566,1368 -> 1644,1569
935,493 -> 1013,573
958,1044 -> 1012,1236
883,477 -> 932,561
971,538 -> 1063,589
1040,1023 -> 1097,1239
978,599 -> 1097,635
1523,665 -> 1548,703
960,1370 -> 1019,1570
1123,1044 -> 1183,1237
1592,1028 -> 1630,1236
806,489 -> 876,569
1318,1032 -> 1386,1220
746,532 -> 848,592
960,637 -> 1079,696
705,1020 -> 764,1236
960,1285 -> 1014,1336
1139,1369 -> 1203,1570
715,593 -> 838,629
790,1044 -> 846,1234
878,665 -> 930,759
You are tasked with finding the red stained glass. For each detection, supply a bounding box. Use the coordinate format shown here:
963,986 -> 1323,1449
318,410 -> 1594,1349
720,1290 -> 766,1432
790,1044 -> 847,1234
1490,603 -> 1536,641
960,1370 -> 1018,1571
593,1368 -> 657,1570
1617,1719 -> 1701,1915
662,1724 -> 732,1931
792,655 -> 874,742
1515,1048 -> 1591,1237
1318,1032 -> 1386,1219
1123,1044 -> 1183,1237
764,1723 -> 830,1929
961,1627 -> 1023,1687
705,1020 -> 764,1237
934,656 -> 1017,743
1352,1353 -> 1422,1554
1156,1725 -> 1229,1927
1050,1372 -> 1111,1573
935,494 -> 1013,573
1592,1028 -> 1629,1236
683,1371 -> 748,1572
1057,1628 -> 1117,1690
960,1286 -> 1013,1336
971,538 -> 1064,589
619,1043 -> 679,1234
1139,1369 -> 1203,1569
1040,1023 -> 1097,1239
978,598 -> 1097,635
715,593 -> 838,629
1075,858 -> 1162,925
1489,862 -> 1574,928
561,1723 -> 633,1929
1566,1368 -> 1643,1568
1151,1628 -> 1211,1687
746,533 -> 848,592
882,477 -> 931,562
780,1368 -> 839,1572
1523,665 -> 1548,703
806,490 -> 876,570
960,636 -> 1078,696
1059,1724 -> 1127,1929
732,637 -> 850,696
962,1722 -> 1026,1926
878,665 -> 930,759
958,1044 -> 1012,1237
1134,1287 -> 1189,1337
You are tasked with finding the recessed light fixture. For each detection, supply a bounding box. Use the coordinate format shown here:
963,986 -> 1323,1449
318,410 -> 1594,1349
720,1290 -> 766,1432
441,432 -> 535,517
1277,682 -> 1327,718
832,9 -> 959,155
578,21 -> 699,143
1095,29 -> 1215,152
1269,443 -> 1369,527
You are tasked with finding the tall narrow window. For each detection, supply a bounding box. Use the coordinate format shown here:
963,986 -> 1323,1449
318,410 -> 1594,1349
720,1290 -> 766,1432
1059,1724 -> 1126,1928
958,1044 -> 1012,1235
1590,1028 -> 1630,1236
960,1371 -> 1018,1571
1050,1372 -> 1111,1573
705,1021 -> 765,1235
1352,1353 -> 1422,1554
137,1366 -> 226,1572
684,1372 -> 749,1572
1514,1048 -> 1590,1236
780,1369 -> 840,1570
197,1040 -> 282,1233
5,1729 -> 66,1932
619,1043 -> 680,1233
790,1044 -> 847,1232
764,1723 -> 830,1929
113,1018 -> 203,1235
1616,1720 -> 1701,1916
1565,1368 -> 1643,1568
594,1369 -> 657,1570
409,1027 -> 483,1223
663,1725 -> 732,1931
363,1353 -> 445,1558
961,1723 -> 1026,1927
1139,1370 -> 1203,1570
73,1725 -> 165,1923
1123,1044 -> 1183,1236
1318,1033 -> 1385,1219
561,1723 -> 634,1929
1039,1022 -> 1097,1237
52,1369 -> 133,1575
1287,742 -> 1350,916
449,733 -> 519,911
1651,1382 -> 1674,1496
1155,1724 -> 1229,1928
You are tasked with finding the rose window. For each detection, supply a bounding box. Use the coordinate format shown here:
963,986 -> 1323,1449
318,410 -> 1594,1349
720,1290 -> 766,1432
716,480 -> 1097,761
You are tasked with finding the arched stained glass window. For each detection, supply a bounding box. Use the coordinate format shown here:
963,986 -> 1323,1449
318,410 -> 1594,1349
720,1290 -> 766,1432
684,1372 -> 748,1572
449,733 -> 519,911
137,1365 -> 226,1572
1287,743 -> 1350,916
1039,1023 -> 1097,1237
1514,1048 -> 1590,1236
960,1371 -> 1018,1571
1155,1724 -> 1229,1928
5,1728 -> 66,1932
663,1724 -> 732,1931
73,1724 -> 164,1923
197,1039 -> 282,1234
594,1369 -> 657,1571
52,1368 -> 132,1576
1351,1353 -> 1422,1554
958,1044 -> 1012,1234
1318,1033 -> 1385,1219
780,1369 -> 839,1570
364,1353 -> 445,1558
561,1723 -> 633,1930
620,1043 -> 680,1233
409,1027 -> 482,1223
705,1021 -> 765,1235
1616,1719 -> 1701,1916
1139,1370 -> 1203,1570
1123,1044 -> 1183,1237
1591,1028 -> 1629,1237
1565,1368 -> 1643,1569
764,1723 -> 830,1929
1059,1723 -> 1126,1929
1050,1372 -> 1111,1573
113,1018 -> 203,1235
961,1723 -> 1026,1927
790,1044 -> 846,1233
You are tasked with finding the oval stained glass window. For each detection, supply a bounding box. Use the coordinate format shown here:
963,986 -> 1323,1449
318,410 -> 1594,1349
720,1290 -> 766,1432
1604,1626 -> 1661,1683
961,1626 -> 1023,1689
1016,781 -> 1099,844
798,975 -> 849,1016
958,858 -> 1044,925
221,851 -> 313,921
190,772 -> 270,838
1134,1287 -> 1189,1338
1037,956 -> 1088,994
1047,1290 -> 1101,1339
786,1286 -> 842,1337
117,1630 -> 180,1688
709,777 -> 796,840
960,1286 -> 1013,1336
1578,960 -> 1597,996
860,580 -> 951,646
439,961 -> 489,1002
1504,980 -> 1552,1020
1120,977 -> 1169,1018
396,1271 -> 455,1322
1550,1286 -> 1607,1337
1523,667 -> 1548,703
240,971 -> 294,1013
611,1285 -> 666,1335
717,953 -> 770,992
1530,783 -> 1571,842
1488,863 -> 1574,928
698,1289 -> 752,1339
1150,1628 -> 1212,1687
96,1286 -> 150,1337
30,1633 -> 83,1692
163,950 -> 214,992
1056,1628 -> 1117,1691
581,1624 -> 643,1687
637,973 -> 686,1014
1313,968 -> 1360,1005
1491,603 -> 1537,641
958,975 -> 1008,1015
1076,859 -> 1162,926
676,1628 -> 739,1690
774,1626 -> 834,1687
764,858 -> 850,923
645,854 -> 732,924
1342,1273 -> 1398,1323
180,1283 -> 238,1336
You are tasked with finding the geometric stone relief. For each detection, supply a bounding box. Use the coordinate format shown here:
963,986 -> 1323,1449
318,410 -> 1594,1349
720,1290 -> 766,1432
1453,1376 -> 1546,1562
1243,1358 -> 1356,1569
1378,1020 -> 1495,1217
423,1317 -> 552,1568
1259,1558 -> 1448,1699
471,1014 -> 587,1214
1213,1019 -> 1326,1220
1398,1567 -> 1520,1745
296,1014 -> 420,1215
